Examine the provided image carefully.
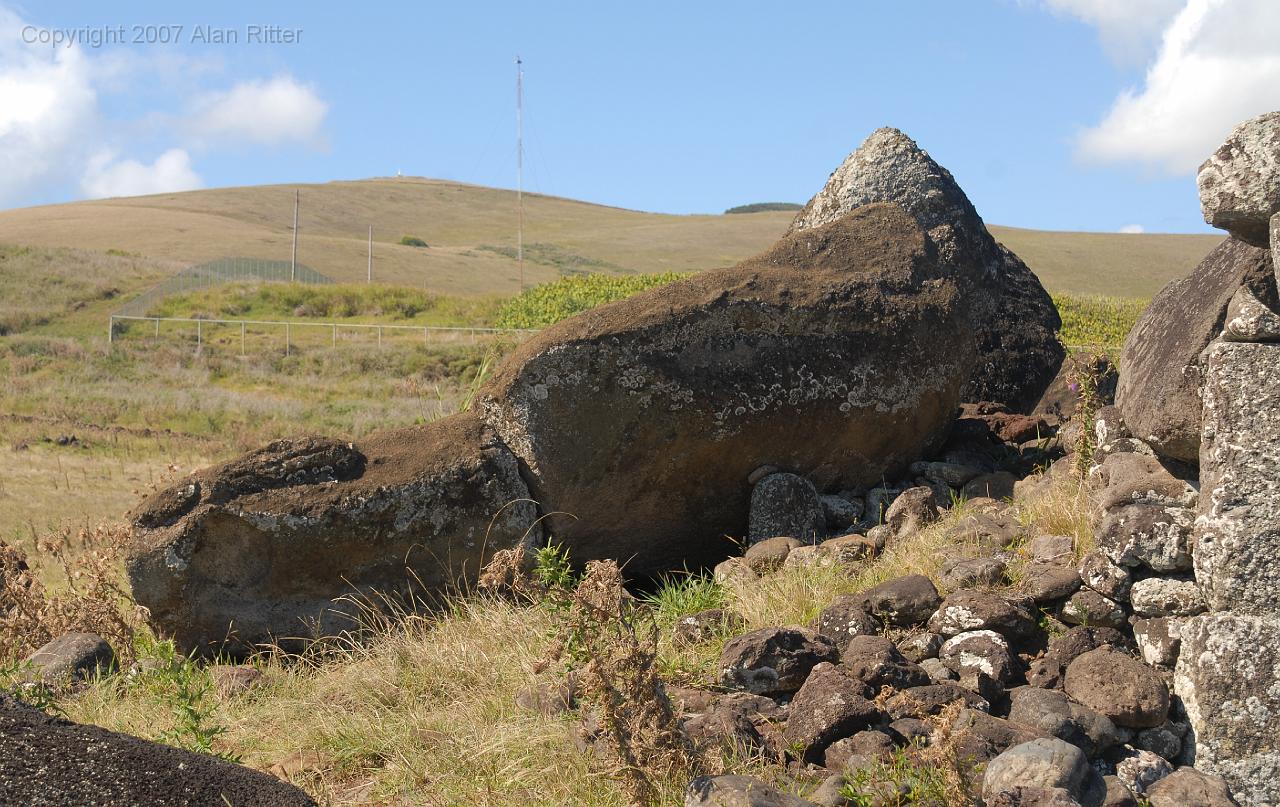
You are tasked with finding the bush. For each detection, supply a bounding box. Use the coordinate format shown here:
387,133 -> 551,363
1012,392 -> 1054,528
494,273 -> 686,329
399,236 -> 429,248
724,202 -> 802,214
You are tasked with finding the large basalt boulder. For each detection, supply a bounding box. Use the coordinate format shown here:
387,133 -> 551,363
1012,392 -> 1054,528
127,412 -> 541,654
1115,238 -> 1278,463
1198,111 -> 1280,247
1196,342 -> 1280,613
1175,612 -> 1280,807
789,127 -> 1063,411
0,694 -> 316,806
480,204 -> 976,576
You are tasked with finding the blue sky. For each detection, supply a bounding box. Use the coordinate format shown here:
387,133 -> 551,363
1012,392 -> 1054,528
2,1 -> 1278,233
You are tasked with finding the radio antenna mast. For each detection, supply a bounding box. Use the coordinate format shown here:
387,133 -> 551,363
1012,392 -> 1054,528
516,55 -> 524,292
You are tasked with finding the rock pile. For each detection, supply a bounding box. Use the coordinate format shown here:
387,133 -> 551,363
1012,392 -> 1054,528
128,127 -> 1063,652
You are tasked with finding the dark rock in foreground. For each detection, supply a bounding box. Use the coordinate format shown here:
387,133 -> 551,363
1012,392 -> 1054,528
0,694 -> 316,807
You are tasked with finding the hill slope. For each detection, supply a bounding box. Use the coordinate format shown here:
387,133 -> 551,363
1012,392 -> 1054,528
0,177 -> 1222,298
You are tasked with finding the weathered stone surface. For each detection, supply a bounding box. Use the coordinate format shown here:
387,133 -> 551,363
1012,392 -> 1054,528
950,710 -> 1051,780
1022,563 -> 1082,604
24,632 -> 115,684
1128,577 -> 1205,618
0,694 -> 316,806
1222,284 -> 1280,342
1007,686 -> 1123,758
682,693 -> 775,755
480,205 -> 976,577
1078,550 -> 1132,602
1116,237 -> 1277,463
1030,535 -> 1076,565
685,775 -> 818,807
127,413 -> 541,655
1174,612 -> 1280,806
820,494 -> 863,532
840,635 -> 930,691
853,574 -> 941,628
814,595 -> 880,648
929,589 -> 1038,640
1096,504 -> 1193,573
1065,648 -> 1170,729
940,556 -> 1008,590
1135,724 -> 1183,763
896,632 -> 943,663
719,627 -> 839,696
1132,617 -> 1184,668
744,536 -> 803,574
940,630 -> 1019,684
674,609 -> 745,648
1110,748 -> 1173,796
789,127 -> 1063,410
822,728 -> 895,772
783,662 -> 881,763
1100,776 -> 1137,807
748,474 -> 824,544
1198,110 -> 1280,246
983,738 -> 1106,807
1145,767 -> 1239,807
910,460 -> 982,488
883,486 -> 938,539
963,471 -> 1018,501
986,786 -> 1084,806
886,684 -> 989,719
1197,342 -> 1280,613
1093,453 -> 1197,512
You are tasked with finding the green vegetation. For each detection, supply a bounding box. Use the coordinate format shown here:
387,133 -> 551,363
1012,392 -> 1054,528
494,272 -> 686,329
478,242 -> 627,276
724,202 -> 803,214
146,281 -> 503,326
1053,294 -> 1148,350
398,235 -> 429,247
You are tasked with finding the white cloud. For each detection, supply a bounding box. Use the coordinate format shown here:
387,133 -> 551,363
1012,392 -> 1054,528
1118,223 -> 1146,233
1075,0 -> 1280,175
1044,0 -> 1186,63
0,8 -> 97,206
187,75 -> 327,146
81,148 -> 203,199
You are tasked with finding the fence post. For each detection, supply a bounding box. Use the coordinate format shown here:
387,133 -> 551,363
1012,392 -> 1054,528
332,323 -> 337,348
196,320 -> 202,350
108,316 -> 114,344
378,326 -> 383,348
154,318 -> 160,337
241,322 -> 246,356
286,323 -> 291,356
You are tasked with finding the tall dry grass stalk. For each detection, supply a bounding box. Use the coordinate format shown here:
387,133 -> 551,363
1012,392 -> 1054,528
0,524 -> 141,663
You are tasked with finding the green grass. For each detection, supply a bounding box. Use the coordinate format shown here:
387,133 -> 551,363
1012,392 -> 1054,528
1053,294 -> 1148,350
494,272 -> 687,329
724,202 -> 803,214
146,281 -> 504,327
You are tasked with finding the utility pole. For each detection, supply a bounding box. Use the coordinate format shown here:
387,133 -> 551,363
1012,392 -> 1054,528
367,225 -> 373,283
516,56 -> 524,292
291,189 -> 299,282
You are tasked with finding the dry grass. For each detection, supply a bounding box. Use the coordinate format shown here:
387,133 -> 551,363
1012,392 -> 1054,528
17,469 -> 1100,806
0,178 -> 1221,298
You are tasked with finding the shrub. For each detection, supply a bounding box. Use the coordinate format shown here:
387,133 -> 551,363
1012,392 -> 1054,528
494,273 -> 686,329
399,236 -> 429,248
723,202 -> 803,214
1053,294 -> 1148,351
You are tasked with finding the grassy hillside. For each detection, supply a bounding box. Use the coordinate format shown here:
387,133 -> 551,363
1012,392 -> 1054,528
0,178 -> 1222,299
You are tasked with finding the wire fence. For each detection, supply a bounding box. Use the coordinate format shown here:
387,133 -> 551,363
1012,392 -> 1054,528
107,257 -> 538,353
112,256 -> 333,318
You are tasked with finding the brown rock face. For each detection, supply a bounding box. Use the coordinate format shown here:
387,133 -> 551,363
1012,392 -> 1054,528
1115,238 -> 1278,463
126,412 -> 541,655
789,127 -> 1063,411
480,204 -> 975,576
